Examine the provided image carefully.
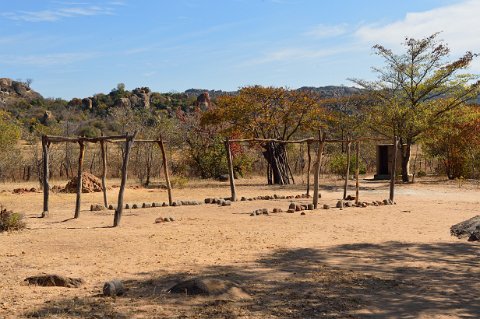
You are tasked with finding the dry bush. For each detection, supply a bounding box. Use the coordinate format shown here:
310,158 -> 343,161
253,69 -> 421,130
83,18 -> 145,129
0,205 -> 26,232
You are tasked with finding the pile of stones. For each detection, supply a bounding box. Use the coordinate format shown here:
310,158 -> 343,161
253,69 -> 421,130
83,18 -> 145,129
287,202 -> 314,214
204,198 -> 232,206
239,193 -> 315,201
155,216 -> 175,223
249,208 -> 283,216
333,199 -> 396,209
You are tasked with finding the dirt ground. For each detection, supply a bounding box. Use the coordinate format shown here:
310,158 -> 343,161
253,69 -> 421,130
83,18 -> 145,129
0,176 -> 479,318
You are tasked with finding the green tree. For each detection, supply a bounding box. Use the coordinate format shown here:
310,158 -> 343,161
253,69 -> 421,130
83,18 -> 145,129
351,33 -> 480,182
0,111 -> 22,181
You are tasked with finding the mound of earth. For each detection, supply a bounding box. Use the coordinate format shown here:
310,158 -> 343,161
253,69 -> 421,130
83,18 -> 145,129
64,172 -> 104,193
168,277 -> 251,300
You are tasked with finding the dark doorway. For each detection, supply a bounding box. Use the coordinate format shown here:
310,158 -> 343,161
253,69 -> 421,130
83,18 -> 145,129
379,145 -> 389,175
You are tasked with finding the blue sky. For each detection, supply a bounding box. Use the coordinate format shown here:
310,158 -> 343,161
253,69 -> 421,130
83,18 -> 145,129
1,0 -> 478,99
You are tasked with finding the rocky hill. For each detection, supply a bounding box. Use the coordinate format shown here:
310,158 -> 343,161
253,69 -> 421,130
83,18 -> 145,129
0,78 -> 43,108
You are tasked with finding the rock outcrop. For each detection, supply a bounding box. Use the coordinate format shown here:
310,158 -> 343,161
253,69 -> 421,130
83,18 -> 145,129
0,78 -> 43,107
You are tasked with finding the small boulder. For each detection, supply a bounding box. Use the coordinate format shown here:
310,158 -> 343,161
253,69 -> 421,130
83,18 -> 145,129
103,280 -> 124,297
336,200 -> 344,209
323,204 -> 330,210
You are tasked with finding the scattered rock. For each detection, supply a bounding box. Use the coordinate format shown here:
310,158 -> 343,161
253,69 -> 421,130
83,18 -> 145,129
132,204 -> 138,209
222,200 -> 232,206
307,204 -> 314,210
336,200 -> 344,209
288,203 -> 296,210
300,212 -> 306,215
345,195 -> 356,201
103,280 -> 125,297
205,198 -> 213,204
287,209 -> 295,213
217,174 -> 229,182
25,275 -> 83,288
323,204 -> 330,210
142,203 -> 152,208
125,204 -> 130,209
90,204 -> 106,212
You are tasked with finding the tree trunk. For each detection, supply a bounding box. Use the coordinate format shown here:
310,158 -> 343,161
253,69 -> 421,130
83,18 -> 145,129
400,142 -> 411,183
262,142 -> 292,185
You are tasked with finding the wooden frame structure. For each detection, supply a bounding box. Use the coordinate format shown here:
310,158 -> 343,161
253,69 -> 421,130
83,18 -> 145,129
41,133 -> 173,227
225,134 -> 397,208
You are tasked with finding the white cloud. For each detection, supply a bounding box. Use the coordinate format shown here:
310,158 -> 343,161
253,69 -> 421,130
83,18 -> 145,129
2,4 -> 116,22
305,23 -> 348,39
355,0 -> 480,58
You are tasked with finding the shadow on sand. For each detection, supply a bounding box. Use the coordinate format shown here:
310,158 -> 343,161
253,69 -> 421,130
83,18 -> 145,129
25,241 -> 480,318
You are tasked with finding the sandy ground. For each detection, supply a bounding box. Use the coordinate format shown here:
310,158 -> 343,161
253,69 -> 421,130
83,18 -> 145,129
0,176 -> 479,318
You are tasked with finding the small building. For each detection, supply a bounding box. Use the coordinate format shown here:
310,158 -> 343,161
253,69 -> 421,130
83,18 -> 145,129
374,144 -> 410,180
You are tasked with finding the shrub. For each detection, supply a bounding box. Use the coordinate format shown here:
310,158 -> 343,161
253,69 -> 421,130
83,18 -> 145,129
171,176 -> 189,189
416,171 -> 427,178
0,206 -> 26,232
329,153 -> 366,177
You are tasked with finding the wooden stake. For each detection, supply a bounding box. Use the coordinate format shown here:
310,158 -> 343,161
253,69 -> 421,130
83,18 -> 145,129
41,136 -> 50,217
355,141 -> 360,205
158,137 -> 173,206
114,133 -> 136,227
389,136 -> 398,202
100,140 -> 108,208
343,141 -> 351,200
74,141 -> 86,219
313,131 -> 326,209
225,137 -> 237,201
306,142 -> 311,196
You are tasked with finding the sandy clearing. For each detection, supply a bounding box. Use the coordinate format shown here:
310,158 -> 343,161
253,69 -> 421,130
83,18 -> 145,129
0,176 -> 479,318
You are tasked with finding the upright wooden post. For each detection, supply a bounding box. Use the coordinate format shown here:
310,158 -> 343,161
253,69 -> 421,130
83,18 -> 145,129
74,141 -> 86,219
114,133 -> 136,227
158,137 -> 173,206
313,131 -> 326,209
355,141 -> 360,205
41,136 -> 50,217
343,140 -> 351,200
306,142 -> 312,196
100,140 -> 108,208
225,137 -> 237,201
389,136 -> 398,202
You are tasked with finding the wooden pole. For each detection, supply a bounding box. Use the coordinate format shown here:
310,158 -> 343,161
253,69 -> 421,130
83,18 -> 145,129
343,141 -> 351,200
41,136 -> 50,217
313,131 -> 326,209
74,141 -> 86,219
114,133 -> 136,227
158,137 -> 173,206
306,142 -> 312,196
100,140 -> 108,208
355,141 -> 360,205
225,137 -> 237,201
389,136 -> 398,202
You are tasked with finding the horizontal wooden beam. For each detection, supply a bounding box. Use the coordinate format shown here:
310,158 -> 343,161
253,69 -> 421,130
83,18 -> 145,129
44,135 -> 130,143
228,137 -> 390,144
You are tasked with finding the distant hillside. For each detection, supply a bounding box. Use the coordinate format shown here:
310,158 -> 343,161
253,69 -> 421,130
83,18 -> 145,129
0,78 -> 43,108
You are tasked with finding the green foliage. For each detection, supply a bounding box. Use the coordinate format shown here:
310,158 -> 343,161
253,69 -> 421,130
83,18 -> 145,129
0,111 -> 21,149
0,206 -> 26,232
329,153 -> 366,177
416,171 -> 427,178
